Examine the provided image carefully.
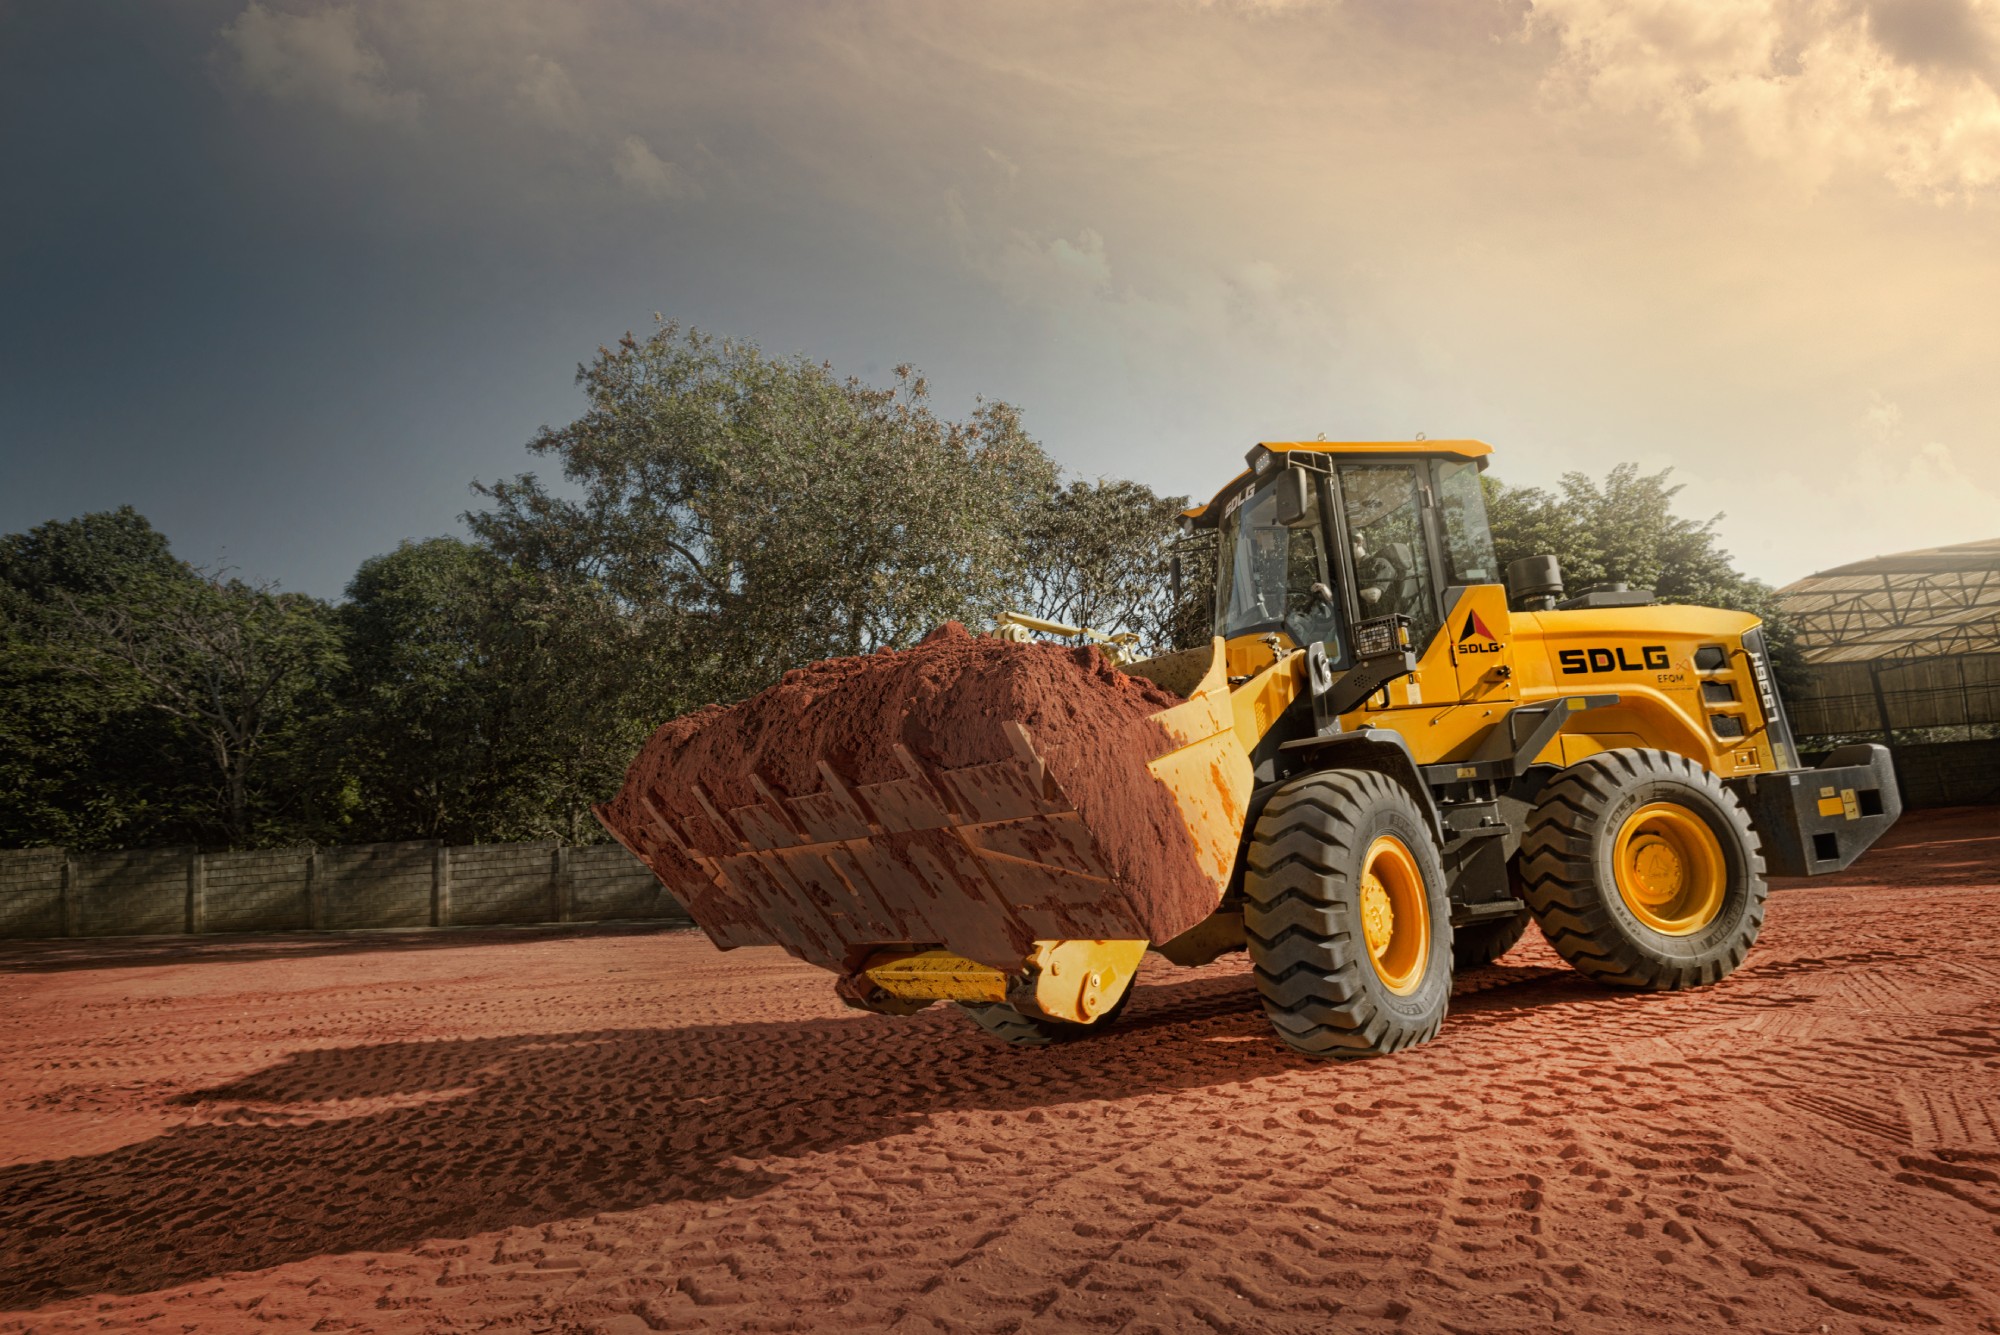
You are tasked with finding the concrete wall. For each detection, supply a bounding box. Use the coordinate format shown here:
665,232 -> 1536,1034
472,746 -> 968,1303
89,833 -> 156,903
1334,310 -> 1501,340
450,842 -> 561,927
1803,738 -> 2000,809
1889,739 -> 2000,809
203,848 -> 312,933
318,841 -> 438,930
73,848 -> 193,937
0,839 -> 690,941
570,844 -> 685,922
0,848 -> 65,939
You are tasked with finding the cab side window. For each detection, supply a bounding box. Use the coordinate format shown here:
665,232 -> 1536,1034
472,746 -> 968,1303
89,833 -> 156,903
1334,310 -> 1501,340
1337,463 -> 1440,650
1432,459 -> 1498,587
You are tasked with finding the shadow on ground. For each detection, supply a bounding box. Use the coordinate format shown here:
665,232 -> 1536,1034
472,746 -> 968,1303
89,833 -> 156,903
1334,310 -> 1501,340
0,963 -> 1601,1308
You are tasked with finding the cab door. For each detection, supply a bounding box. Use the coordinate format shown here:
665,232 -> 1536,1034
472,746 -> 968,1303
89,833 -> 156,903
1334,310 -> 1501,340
1331,462 -> 1444,652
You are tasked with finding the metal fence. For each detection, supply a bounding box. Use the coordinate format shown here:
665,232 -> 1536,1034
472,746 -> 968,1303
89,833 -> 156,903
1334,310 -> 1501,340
1788,652 -> 2000,738
0,840 -> 690,941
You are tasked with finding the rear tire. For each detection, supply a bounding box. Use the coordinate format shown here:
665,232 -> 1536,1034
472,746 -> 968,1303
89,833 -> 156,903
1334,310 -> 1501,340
1243,770 -> 1452,1059
1452,907 -> 1531,969
1520,748 -> 1766,991
956,980 -> 1134,1047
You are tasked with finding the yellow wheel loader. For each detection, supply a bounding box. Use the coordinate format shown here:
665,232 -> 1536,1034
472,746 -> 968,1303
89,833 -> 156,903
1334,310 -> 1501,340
598,440 -> 1900,1059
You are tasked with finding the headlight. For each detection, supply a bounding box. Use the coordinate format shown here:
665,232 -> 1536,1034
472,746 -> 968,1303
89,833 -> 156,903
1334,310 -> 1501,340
1353,614 -> 1411,660
1246,444 -> 1275,475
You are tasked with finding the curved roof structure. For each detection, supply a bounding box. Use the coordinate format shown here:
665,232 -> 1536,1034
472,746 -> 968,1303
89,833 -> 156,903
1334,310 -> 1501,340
1777,538 -> 2000,665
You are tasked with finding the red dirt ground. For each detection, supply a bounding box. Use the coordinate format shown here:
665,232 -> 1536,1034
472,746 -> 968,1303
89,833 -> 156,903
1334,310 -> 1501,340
1,807 -> 1995,1334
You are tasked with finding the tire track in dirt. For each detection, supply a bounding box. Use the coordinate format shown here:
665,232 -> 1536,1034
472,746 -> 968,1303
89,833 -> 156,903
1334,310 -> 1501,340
0,811 -> 1995,1332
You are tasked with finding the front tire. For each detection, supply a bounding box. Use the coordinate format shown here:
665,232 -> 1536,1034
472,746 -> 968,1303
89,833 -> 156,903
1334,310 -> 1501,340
1243,770 -> 1452,1059
1520,749 -> 1766,991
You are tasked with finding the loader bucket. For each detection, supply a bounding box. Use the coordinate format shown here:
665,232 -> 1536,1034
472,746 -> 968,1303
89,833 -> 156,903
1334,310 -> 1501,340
593,624 -> 1267,980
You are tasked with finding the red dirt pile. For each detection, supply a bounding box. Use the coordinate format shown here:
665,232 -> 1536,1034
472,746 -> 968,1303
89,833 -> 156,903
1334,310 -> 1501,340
597,623 -> 1216,959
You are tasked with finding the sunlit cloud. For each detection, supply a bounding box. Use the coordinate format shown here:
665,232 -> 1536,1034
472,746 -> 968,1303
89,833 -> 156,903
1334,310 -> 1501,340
1533,0 -> 2000,199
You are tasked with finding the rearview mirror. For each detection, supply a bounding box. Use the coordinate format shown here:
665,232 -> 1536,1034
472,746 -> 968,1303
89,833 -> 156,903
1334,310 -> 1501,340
1275,466 -> 1313,527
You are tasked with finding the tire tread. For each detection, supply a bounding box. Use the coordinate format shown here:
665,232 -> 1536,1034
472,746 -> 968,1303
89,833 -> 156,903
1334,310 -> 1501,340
1520,748 -> 1767,992
1243,770 -> 1450,1059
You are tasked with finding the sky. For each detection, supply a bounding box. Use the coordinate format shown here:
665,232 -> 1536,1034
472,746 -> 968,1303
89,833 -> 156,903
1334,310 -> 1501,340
3,0 -> 1998,597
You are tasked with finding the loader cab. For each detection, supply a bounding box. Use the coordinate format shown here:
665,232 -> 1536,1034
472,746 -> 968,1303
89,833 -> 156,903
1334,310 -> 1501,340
1204,441 -> 1498,664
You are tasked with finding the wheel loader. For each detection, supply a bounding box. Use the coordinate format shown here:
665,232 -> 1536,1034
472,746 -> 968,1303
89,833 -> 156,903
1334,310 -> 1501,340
597,440 -> 1901,1058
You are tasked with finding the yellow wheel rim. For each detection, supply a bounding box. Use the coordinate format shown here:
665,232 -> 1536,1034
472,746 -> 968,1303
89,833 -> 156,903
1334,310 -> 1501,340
1358,835 -> 1430,995
1613,803 -> 1726,936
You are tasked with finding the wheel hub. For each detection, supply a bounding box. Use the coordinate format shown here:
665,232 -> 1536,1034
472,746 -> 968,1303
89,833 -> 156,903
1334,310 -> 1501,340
1613,803 -> 1725,935
1626,835 -> 1686,904
1357,836 -> 1429,995
1360,877 -> 1395,959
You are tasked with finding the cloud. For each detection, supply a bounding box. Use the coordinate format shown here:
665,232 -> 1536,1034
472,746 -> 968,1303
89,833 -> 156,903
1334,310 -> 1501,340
611,134 -> 693,200
1867,0 -> 1995,74
1532,0 -> 2000,199
174,0 -> 2000,582
1768,392 -> 2000,571
515,54 -> 584,131
220,2 -> 419,124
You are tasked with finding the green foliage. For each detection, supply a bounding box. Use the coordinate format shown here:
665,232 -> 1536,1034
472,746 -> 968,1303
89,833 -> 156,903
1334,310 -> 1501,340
51,569 -> 348,846
1012,477 -> 1191,650
0,505 -> 182,606
1,331 -> 1818,855
469,322 -> 1061,705
1483,464 -> 1806,694
2,506 -> 349,848
0,510 -> 211,849
338,538 -> 503,844
339,538 -> 657,845
1160,530 -> 1220,652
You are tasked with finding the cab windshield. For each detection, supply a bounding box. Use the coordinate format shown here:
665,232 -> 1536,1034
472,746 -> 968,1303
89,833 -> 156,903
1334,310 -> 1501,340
1213,478 -> 1343,654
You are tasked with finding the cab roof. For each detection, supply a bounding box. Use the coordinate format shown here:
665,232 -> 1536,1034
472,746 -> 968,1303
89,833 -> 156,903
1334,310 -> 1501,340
1182,440 -> 1492,527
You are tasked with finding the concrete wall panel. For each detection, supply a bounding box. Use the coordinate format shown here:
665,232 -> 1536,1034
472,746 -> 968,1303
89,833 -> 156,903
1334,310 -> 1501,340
448,843 -> 557,926
317,841 -> 435,930
72,848 -> 189,937
203,849 -> 312,933
0,838 -> 691,940
0,849 -> 66,939
571,844 -> 687,923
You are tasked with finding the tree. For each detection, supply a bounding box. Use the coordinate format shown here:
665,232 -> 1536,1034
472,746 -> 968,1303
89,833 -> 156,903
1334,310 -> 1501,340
52,568 -> 347,847
1010,477 -> 1190,650
1484,464 -> 1806,693
469,321 -> 1061,707
340,538 -> 507,844
341,538 -> 669,846
471,570 -> 671,845
1157,529 -> 1220,653
0,509 -> 210,849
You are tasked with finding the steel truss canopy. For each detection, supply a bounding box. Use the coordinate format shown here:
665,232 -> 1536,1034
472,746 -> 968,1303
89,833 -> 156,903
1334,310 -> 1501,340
1777,538 -> 2000,665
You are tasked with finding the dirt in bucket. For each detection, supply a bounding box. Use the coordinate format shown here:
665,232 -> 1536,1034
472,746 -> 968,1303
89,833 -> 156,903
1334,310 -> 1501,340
597,623 -> 1217,952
